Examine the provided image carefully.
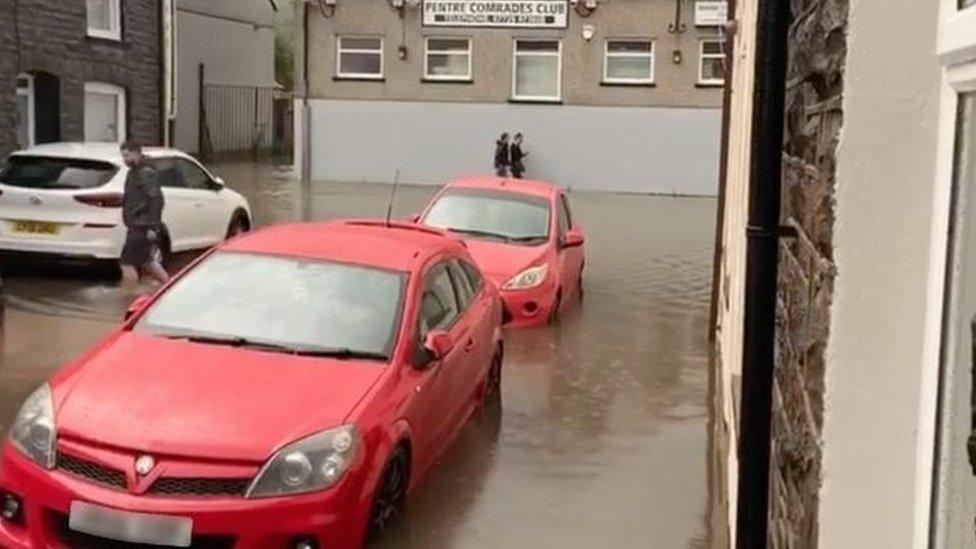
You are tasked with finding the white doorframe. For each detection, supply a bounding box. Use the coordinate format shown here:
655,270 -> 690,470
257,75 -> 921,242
923,2 -> 976,547
16,73 -> 35,148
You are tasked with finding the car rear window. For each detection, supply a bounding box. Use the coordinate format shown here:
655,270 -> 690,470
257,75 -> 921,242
0,156 -> 118,190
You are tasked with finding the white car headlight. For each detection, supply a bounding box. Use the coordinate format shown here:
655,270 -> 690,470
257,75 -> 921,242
10,384 -> 57,469
503,265 -> 549,290
246,425 -> 359,498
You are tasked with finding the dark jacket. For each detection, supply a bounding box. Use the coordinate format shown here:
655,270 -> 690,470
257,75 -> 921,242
510,143 -> 526,166
494,140 -> 510,168
123,164 -> 164,230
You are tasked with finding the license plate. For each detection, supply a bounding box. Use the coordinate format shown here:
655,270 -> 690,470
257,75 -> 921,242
69,501 -> 193,547
12,220 -> 60,235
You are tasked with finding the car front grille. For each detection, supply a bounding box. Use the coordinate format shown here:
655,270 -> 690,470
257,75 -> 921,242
147,477 -> 251,498
58,453 -> 127,491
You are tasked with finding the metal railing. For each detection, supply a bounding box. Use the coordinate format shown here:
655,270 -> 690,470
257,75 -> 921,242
199,84 -> 292,161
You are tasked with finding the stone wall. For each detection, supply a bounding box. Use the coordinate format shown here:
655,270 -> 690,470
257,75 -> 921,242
0,0 -> 161,158
769,0 -> 846,546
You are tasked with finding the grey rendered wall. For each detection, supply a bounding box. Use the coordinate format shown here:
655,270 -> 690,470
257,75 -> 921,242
307,0 -> 724,108
309,99 -> 721,195
175,0 -> 277,153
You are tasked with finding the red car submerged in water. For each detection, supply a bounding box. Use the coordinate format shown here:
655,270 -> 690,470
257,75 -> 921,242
419,177 -> 586,328
0,220 -> 504,549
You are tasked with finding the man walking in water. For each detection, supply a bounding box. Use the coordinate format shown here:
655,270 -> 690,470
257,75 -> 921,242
510,132 -> 529,179
494,133 -> 510,176
119,141 -> 169,292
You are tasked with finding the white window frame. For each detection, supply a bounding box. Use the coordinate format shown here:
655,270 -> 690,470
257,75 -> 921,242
603,39 -> 656,85
698,39 -> 726,85
424,37 -> 473,82
511,39 -> 562,103
336,36 -> 385,80
84,82 -> 127,143
86,0 -> 121,41
16,73 -> 35,149
923,1 -> 976,547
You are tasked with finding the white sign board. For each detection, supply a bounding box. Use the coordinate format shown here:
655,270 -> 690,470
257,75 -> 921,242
695,1 -> 728,26
423,0 -> 569,29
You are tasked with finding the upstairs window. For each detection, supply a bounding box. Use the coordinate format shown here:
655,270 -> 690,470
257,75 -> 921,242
604,40 -> 655,84
425,38 -> 473,82
512,40 -> 562,102
698,39 -> 726,85
87,0 -> 121,41
337,37 -> 384,80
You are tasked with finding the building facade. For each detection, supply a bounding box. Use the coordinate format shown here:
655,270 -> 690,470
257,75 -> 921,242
714,0 -> 976,546
174,0 -> 278,155
0,0 -> 162,158
297,0 -> 727,193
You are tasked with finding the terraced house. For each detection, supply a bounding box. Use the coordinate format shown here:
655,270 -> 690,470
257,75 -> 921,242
294,0 -> 729,194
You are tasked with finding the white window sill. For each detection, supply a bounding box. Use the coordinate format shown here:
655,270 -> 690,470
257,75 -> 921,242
87,29 -> 122,42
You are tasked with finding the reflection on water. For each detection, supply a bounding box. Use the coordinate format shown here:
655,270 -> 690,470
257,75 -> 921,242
0,163 -> 717,548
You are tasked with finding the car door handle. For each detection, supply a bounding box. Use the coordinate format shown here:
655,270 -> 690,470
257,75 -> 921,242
464,338 -> 476,352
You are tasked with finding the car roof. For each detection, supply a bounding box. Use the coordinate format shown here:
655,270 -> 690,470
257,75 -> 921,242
221,219 -> 467,272
445,175 -> 561,199
7,142 -> 194,165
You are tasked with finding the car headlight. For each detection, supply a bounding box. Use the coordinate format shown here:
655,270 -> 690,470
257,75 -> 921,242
246,425 -> 359,498
503,264 -> 549,290
10,384 -> 57,469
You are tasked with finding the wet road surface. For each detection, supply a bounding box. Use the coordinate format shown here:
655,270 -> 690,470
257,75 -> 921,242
0,163 -> 717,549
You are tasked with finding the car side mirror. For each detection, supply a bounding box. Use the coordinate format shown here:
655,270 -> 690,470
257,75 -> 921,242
415,330 -> 453,368
211,177 -> 225,190
125,294 -> 152,321
561,229 -> 585,249
411,213 -> 421,223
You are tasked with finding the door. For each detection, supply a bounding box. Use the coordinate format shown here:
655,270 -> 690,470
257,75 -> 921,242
556,193 -> 584,297
447,259 -> 494,409
933,1 -> 976,544
409,262 -> 468,466
16,74 -> 34,149
150,157 -> 222,251
174,158 -> 228,245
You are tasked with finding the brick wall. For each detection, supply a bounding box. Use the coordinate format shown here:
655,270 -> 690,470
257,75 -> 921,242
769,0 -> 847,546
0,0 -> 161,158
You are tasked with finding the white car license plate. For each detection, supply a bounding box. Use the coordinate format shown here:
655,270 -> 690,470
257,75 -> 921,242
69,501 -> 193,547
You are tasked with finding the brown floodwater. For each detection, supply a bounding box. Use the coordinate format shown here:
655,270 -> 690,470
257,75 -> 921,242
0,162 -> 718,549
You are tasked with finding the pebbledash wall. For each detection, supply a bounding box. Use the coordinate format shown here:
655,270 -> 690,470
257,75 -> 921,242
297,0 -> 726,194
0,0 -> 161,158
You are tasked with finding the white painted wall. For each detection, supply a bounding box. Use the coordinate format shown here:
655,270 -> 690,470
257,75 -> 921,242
174,0 -> 277,153
307,99 -> 721,194
818,0 -> 943,546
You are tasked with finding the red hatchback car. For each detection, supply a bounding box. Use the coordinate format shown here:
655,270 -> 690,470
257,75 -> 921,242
419,177 -> 585,328
0,220 -> 504,549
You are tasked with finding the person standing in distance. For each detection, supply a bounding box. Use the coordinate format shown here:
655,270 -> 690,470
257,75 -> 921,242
494,133 -> 511,177
119,142 -> 169,292
510,132 -> 529,179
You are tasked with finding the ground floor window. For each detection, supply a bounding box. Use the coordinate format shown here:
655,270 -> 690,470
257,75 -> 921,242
698,39 -> 726,86
16,74 -> 34,149
604,40 -> 655,85
336,37 -> 384,80
84,82 -> 126,143
512,39 -> 561,102
425,37 -> 472,81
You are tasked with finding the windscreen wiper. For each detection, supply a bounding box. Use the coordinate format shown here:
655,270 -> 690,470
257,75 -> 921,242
507,235 -> 548,243
163,334 -> 387,360
446,228 -> 512,242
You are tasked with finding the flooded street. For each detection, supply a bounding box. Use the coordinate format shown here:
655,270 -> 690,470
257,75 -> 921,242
0,163 -> 717,549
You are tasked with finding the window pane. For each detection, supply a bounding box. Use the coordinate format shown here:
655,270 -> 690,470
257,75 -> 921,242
340,37 -> 381,50
339,52 -> 382,75
429,38 -> 469,52
608,41 -> 652,53
428,53 -> 469,77
84,91 -> 120,142
177,160 -> 211,190
136,253 -> 406,357
516,40 -> 559,52
607,56 -> 652,80
515,55 -> 559,98
87,0 -> 113,32
701,58 -> 726,82
703,41 -> 724,55
423,190 -> 551,241
0,157 -> 118,190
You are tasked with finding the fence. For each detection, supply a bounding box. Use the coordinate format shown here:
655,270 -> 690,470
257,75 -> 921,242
199,84 -> 293,161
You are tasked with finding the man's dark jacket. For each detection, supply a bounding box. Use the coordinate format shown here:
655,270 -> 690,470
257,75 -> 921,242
122,164 -> 165,230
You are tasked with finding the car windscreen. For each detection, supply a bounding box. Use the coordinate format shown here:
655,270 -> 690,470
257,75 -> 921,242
0,156 -> 119,189
422,189 -> 551,244
134,252 -> 406,361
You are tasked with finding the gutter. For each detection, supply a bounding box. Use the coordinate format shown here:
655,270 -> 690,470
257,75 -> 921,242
734,0 -> 790,546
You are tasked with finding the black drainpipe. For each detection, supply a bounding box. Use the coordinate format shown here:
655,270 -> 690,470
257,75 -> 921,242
735,0 -> 791,547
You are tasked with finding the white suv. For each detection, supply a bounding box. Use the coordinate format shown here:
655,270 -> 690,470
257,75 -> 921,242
0,143 -> 251,263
